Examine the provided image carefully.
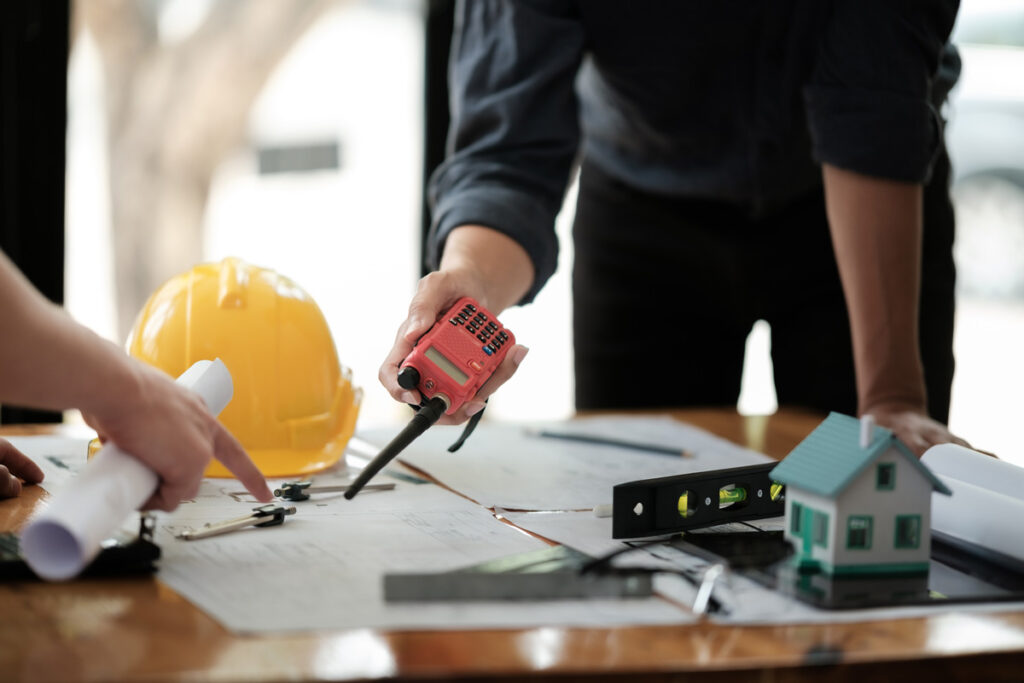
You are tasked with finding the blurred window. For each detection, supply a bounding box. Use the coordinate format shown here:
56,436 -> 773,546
955,2 -> 1024,47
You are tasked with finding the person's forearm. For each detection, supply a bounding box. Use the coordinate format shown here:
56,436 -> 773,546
439,225 -> 535,313
0,251 -> 137,417
822,163 -> 927,414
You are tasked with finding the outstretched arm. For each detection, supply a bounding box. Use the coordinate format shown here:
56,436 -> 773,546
379,2 -> 585,423
822,163 -> 968,455
0,251 -> 272,509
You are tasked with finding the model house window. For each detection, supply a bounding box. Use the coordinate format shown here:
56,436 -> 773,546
791,502 -> 803,533
846,515 -> 873,550
812,510 -> 829,548
876,463 -> 896,490
895,515 -> 922,549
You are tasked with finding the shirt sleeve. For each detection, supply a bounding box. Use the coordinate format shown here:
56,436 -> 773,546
803,0 -> 960,183
427,0 -> 585,304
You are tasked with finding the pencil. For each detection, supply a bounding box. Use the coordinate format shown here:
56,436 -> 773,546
526,428 -> 691,457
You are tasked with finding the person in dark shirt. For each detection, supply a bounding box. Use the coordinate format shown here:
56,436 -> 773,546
380,0 -> 971,455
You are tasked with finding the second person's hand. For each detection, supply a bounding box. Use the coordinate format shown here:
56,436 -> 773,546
81,359 -> 273,511
0,438 -> 44,499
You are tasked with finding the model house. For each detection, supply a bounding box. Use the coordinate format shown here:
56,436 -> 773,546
770,412 -> 951,575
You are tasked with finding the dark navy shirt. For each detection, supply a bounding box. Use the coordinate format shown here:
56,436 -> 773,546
428,0 -> 961,302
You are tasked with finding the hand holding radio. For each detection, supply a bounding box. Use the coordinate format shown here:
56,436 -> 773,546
379,275 -> 528,426
397,295 -> 516,412
352,293 -> 525,499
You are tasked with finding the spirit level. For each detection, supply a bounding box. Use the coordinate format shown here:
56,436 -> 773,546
612,463 -> 785,539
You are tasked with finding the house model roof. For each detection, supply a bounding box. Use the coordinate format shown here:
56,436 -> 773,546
770,412 -> 952,498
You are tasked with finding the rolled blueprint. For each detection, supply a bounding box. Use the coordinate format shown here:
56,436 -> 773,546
923,443 -> 1024,565
19,358 -> 234,581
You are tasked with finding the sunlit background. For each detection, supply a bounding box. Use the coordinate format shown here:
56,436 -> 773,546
65,0 -> 1024,463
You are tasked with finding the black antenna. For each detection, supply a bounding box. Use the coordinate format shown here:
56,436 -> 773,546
344,396 -> 448,499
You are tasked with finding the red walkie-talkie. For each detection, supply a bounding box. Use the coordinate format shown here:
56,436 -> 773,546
345,297 -> 515,499
396,296 -> 515,415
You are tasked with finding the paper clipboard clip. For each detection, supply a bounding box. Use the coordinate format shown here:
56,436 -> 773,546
612,463 -> 785,539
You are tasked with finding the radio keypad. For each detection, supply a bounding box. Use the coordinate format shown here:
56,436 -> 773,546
453,302 -> 508,356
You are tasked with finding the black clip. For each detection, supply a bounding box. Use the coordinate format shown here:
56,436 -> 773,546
251,504 -> 294,528
138,512 -> 156,542
275,481 -> 314,501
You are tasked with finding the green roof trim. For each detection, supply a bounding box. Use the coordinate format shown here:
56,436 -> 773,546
770,412 -> 952,498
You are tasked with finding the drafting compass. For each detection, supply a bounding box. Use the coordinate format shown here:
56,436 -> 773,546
176,504 -> 297,541
274,480 -> 395,501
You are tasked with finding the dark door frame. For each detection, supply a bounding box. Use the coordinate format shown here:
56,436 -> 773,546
0,1 -> 70,424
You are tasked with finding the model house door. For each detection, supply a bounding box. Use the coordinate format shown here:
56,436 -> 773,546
801,506 -> 813,555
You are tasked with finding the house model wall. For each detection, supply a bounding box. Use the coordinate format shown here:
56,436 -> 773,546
770,412 -> 951,576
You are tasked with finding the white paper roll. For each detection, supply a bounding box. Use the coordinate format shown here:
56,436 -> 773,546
923,443 -> 1024,564
922,443 -> 1023,500
20,358 -> 234,581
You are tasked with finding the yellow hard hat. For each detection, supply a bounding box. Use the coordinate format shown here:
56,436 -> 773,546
126,257 -> 361,478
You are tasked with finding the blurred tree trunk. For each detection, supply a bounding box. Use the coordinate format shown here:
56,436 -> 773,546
76,0 -> 337,341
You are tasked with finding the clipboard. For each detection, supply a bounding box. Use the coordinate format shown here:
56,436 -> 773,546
0,515 -> 160,581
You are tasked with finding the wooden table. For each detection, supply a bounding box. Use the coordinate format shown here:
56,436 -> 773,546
2,408 -> 1024,682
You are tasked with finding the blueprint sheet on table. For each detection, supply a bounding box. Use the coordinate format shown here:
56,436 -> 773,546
11,434 -> 690,633
360,415 -> 772,511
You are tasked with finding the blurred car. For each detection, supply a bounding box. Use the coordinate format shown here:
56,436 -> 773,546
945,0 -> 1024,298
